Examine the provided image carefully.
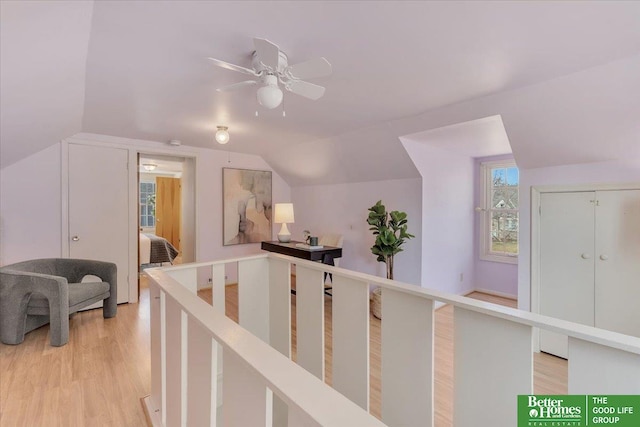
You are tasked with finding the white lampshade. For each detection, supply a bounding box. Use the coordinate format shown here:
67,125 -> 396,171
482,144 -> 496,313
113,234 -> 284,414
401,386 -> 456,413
274,203 -> 294,242
274,203 -> 294,223
257,75 -> 283,109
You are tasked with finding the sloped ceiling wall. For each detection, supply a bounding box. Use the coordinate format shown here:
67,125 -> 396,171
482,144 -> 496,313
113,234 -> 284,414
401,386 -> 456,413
0,1 -> 93,168
1,1 -> 639,182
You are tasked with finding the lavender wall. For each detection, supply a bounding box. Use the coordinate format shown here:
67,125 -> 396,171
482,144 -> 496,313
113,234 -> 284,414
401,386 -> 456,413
473,154 -> 518,298
0,144 -> 62,265
518,158 -> 640,311
0,137 -> 291,278
402,140 -> 476,295
290,178 -> 422,286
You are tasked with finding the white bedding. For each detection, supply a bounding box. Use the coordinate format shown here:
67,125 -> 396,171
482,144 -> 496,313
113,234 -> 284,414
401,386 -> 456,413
139,233 -> 151,265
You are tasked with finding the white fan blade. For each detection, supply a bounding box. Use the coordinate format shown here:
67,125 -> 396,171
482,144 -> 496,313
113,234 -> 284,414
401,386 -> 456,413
208,57 -> 257,76
285,80 -> 326,100
217,80 -> 258,92
253,38 -> 280,70
286,57 -> 332,80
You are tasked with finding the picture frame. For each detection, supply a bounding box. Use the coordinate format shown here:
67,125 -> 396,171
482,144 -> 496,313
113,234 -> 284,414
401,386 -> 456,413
222,167 -> 273,245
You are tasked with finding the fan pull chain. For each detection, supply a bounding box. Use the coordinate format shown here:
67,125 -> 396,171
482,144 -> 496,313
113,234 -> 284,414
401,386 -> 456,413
282,96 -> 286,117
255,110 -> 259,117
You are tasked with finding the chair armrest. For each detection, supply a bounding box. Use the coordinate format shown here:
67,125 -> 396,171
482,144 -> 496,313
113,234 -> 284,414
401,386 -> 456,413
0,270 -> 69,311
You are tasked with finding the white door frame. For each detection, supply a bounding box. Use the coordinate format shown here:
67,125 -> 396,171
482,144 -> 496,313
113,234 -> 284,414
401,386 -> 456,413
530,182 -> 640,351
62,136 -> 199,303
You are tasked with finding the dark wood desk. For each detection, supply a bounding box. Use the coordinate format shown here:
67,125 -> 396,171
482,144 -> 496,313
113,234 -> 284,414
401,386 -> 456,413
261,241 -> 342,263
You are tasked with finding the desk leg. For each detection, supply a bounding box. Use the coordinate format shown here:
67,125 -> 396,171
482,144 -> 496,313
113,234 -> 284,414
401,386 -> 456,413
322,254 -> 335,296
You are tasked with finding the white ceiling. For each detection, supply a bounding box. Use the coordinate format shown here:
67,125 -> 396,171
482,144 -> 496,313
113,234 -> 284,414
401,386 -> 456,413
2,1 -> 640,184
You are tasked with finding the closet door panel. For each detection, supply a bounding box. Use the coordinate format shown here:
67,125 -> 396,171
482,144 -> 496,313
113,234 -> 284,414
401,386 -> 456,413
68,144 -> 129,304
595,189 -> 640,338
539,192 -> 595,358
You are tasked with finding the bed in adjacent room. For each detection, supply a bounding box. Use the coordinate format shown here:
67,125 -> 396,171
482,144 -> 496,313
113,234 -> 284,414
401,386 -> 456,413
139,233 -> 179,265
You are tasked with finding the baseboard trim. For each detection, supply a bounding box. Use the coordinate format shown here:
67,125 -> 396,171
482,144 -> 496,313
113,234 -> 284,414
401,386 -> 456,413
472,288 -> 517,300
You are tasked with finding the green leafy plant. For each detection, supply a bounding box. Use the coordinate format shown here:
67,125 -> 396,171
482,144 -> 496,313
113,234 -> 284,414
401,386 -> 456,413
367,200 -> 414,280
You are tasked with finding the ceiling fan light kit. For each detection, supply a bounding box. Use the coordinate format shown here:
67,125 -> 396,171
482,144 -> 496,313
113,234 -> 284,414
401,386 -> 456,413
257,75 -> 283,109
210,38 -> 332,111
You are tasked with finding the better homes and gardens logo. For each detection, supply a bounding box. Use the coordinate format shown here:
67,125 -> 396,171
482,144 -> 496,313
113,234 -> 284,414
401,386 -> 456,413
518,395 -> 640,427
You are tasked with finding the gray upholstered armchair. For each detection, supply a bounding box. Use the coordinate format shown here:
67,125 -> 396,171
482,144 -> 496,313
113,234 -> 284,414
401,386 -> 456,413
0,258 -> 117,347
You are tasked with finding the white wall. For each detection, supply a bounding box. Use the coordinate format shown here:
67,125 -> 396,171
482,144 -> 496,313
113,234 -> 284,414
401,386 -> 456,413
473,154 -> 518,298
401,140 -> 476,294
0,135 -> 291,287
0,144 -> 62,265
290,178 -> 422,286
518,158 -> 640,311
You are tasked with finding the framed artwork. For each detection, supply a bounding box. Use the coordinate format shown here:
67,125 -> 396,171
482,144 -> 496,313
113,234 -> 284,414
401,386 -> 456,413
222,168 -> 273,245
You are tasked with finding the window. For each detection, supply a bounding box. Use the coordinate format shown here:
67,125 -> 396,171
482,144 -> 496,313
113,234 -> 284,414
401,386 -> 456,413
140,182 -> 156,228
480,160 -> 519,263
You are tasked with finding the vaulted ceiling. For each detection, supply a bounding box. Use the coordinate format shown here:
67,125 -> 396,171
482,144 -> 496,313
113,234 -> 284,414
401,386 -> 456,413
2,1 -> 639,184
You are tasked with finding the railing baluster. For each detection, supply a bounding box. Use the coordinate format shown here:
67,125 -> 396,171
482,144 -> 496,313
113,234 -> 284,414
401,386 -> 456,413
148,282 -> 162,423
269,258 -> 292,357
568,337 -> 640,393
295,265 -> 325,380
381,288 -> 434,427
165,297 -> 185,426
332,275 -> 370,410
222,348 -> 269,427
454,307 -> 533,427
269,258 -> 292,427
187,317 -> 217,426
238,257 -> 270,342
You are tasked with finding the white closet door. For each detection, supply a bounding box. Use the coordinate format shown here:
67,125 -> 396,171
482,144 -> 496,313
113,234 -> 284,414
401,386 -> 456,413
595,190 -> 640,337
68,144 -> 129,304
539,192 -> 595,358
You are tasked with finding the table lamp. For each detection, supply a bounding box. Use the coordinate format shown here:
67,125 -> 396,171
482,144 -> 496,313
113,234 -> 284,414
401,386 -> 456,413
274,203 -> 294,243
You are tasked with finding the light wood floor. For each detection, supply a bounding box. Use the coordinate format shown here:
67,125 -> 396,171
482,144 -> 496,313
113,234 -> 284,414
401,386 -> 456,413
0,278 -> 567,426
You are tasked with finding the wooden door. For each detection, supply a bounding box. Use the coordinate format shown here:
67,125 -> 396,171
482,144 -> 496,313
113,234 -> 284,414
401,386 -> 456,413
68,144 -> 129,304
595,189 -> 640,337
539,191 -> 595,358
155,177 -> 181,251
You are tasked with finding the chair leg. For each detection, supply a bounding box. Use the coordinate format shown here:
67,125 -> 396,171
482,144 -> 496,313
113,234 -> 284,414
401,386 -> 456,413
0,308 -> 27,345
103,294 -> 117,318
48,300 -> 69,347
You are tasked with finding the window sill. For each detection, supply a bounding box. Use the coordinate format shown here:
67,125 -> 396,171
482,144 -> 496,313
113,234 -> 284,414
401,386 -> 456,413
479,253 -> 518,265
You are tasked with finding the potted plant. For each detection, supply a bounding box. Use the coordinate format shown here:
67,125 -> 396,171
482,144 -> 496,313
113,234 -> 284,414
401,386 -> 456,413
367,200 -> 415,319
367,200 -> 414,280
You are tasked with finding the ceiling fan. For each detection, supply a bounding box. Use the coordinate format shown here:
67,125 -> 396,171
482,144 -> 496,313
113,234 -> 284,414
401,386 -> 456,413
209,38 -> 332,110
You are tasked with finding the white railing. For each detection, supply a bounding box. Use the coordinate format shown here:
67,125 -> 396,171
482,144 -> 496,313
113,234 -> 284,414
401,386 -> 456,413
144,253 -> 640,427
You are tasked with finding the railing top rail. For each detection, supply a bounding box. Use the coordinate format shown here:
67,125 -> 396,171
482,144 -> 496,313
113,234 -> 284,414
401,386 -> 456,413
145,268 -> 386,427
267,253 -> 640,355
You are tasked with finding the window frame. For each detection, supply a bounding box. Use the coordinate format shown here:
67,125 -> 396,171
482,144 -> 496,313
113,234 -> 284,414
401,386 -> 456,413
139,181 -> 156,230
479,159 -> 519,264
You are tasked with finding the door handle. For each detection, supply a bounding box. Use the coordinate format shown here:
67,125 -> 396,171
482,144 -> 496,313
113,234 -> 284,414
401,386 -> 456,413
581,253 -> 591,259
599,254 -> 609,261
72,236 -> 80,241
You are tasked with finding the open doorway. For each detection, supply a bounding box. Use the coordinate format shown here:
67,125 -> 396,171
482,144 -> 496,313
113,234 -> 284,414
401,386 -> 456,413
137,154 -> 196,287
